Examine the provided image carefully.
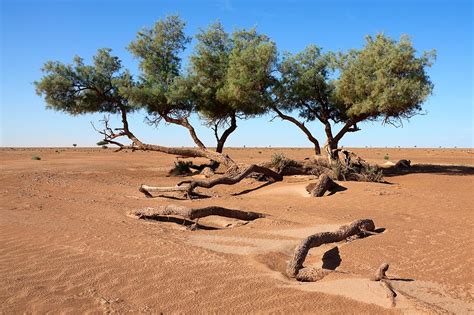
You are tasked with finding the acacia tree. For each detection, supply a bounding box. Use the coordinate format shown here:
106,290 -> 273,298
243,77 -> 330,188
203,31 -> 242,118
176,22 -> 276,153
35,16 -> 282,197
274,34 -> 436,159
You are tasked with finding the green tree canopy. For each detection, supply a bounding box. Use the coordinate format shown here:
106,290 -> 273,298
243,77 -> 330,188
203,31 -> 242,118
35,48 -> 134,115
272,33 -> 435,157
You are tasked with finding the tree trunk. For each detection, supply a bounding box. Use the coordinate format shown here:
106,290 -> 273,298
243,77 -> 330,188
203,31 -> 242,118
130,205 -> 265,221
215,114 -> 237,154
272,106 -> 321,155
287,219 -> 376,281
139,164 -> 283,199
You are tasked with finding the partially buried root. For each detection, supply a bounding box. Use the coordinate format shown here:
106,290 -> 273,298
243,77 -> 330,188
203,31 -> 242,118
130,204 -> 265,223
286,219 -> 376,281
371,263 -> 397,307
306,174 -> 346,197
139,164 -> 283,199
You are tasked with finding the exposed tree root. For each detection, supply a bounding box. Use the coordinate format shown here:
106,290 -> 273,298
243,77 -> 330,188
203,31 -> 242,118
372,262 -> 390,281
130,205 -> 265,221
139,164 -> 283,199
306,174 -> 346,197
371,263 -> 397,307
287,219 -> 376,280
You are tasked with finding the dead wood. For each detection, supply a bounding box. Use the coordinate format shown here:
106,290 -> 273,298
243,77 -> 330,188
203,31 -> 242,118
395,159 -> 411,168
130,205 -> 265,221
371,263 -> 396,307
306,174 -> 346,197
287,219 -> 376,280
140,164 -> 283,199
372,262 -> 390,281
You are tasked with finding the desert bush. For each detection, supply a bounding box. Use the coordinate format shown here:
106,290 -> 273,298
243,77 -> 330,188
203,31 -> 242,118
31,155 -> 41,160
96,140 -> 108,146
383,154 -> 390,160
269,153 -> 301,173
101,145 -> 108,149
168,161 -> 194,176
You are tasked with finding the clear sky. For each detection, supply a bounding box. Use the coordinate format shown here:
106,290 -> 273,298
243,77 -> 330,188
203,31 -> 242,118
1,0 -> 473,148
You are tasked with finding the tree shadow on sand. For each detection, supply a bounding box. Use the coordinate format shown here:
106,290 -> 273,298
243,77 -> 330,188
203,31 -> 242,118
383,164 -> 474,177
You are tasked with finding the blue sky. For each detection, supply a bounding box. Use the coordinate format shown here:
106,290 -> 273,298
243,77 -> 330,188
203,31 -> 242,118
1,0 -> 472,148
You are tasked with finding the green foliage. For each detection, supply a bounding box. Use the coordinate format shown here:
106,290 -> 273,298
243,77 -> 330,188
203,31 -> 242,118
35,48 -> 134,115
168,161 -> 194,176
219,28 -> 277,115
127,15 -> 192,118
335,34 -> 436,123
384,154 -> 390,160
96,140 -> 108,146
31,155 -> 41,160
276,45 -> 338,120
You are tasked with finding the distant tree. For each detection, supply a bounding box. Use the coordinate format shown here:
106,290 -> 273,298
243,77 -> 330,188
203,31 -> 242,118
273,34 -> 436,159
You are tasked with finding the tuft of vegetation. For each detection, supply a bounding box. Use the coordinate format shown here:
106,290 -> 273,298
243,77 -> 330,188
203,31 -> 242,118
31,155 -> 41,160
168,161 -> 194,176
383,154 -> 390,160
73,144 -> 77,147
97,140 -> 108,146
101,145 -> 108,149
269,153 -> 301,173
330,160 -> 384,183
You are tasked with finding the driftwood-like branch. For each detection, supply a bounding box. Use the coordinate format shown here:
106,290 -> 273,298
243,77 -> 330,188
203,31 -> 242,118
140,164 -> 283,199
287,219 -> 376,281
130,205 -> 265,221
306,174 -> 346,197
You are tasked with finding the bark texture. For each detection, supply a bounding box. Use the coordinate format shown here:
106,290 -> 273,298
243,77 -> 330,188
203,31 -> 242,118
130,205 -> 265,221
306,174 -> 346,197
286,219 -> 376,280
140,164 -> 283,198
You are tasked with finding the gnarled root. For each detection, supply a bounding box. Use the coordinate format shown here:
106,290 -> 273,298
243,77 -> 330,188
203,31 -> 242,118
287,219 -> 376,280
140,164 -> 283,199
306,174 -> 346,197
130,205 -> 265,221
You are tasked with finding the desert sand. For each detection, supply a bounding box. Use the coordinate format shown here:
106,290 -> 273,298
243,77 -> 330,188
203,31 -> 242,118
1,147 -> 473,313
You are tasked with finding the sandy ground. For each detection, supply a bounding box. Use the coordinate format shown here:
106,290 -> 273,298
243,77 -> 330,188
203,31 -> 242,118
1,147 -> 473,313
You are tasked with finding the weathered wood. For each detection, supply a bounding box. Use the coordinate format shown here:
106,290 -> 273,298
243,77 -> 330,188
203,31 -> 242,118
372,262 -> 390,281
140,164 -> 283,198
287,219 -> 376,280
306,174 -> 346,197
130,205 -> 265,221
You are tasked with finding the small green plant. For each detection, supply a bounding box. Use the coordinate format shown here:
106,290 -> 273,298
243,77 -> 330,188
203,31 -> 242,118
31,155 -> 41,160
101,145 -> 108,149
168,161 -> 194,176
383,154 -> 390,160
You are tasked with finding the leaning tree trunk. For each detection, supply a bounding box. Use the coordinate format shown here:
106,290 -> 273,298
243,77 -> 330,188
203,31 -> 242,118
287,219 -> 376,281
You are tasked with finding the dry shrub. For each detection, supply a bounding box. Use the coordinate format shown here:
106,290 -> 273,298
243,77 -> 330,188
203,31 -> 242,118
168,161 -> 194,176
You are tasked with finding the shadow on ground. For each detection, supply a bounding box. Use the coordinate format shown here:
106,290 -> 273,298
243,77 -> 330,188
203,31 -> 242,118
383,164 -> 474,177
